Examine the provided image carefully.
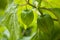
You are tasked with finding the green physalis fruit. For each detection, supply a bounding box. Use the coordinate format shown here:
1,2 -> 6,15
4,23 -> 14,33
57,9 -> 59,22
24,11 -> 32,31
0,0 -> 8,10
51,27 -> 60,40
21,10 -> 34,26
37,14 -> 54,32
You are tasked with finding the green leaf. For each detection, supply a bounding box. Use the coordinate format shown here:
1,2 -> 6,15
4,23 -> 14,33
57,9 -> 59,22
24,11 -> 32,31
31,31 -> 49,40
31,32 -> 38,40
36,0 -> 42,6
14,0 -> 26,5
2,3 -> 20,40
43,8 -> 60,25
0,0 -> 8,10
36,0 -> 42,4
48,0 -> 60,8
41,0 -> 60,8
40,8 -> 60,25
50,8 -> 60,25
0,25 -> 6,33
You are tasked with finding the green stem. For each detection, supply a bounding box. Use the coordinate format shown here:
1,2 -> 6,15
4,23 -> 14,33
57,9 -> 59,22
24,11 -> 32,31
53,19 -> 58,21
28,3 -> 44,16
28,3 -> 36,8
27,0 -> 58,21
38,7 -> 44,16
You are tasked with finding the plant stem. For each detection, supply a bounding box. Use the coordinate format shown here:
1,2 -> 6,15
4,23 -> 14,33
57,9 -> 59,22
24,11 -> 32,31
28,2 -> 44,16
38,7 -> 44,16
53,19 -> 58,21
27,0 -> 58,21
28,2 -> 36,8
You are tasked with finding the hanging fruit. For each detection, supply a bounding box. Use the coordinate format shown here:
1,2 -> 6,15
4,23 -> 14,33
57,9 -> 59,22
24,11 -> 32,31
37,14 -> 54,32
21,9 -> 34,26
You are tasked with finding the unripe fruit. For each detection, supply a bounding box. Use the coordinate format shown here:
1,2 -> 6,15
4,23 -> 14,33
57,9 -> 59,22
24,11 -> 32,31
21,10 -> 34,26
37,14 -> 54,32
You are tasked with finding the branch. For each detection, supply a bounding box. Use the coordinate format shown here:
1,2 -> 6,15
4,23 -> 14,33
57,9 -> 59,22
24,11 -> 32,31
28,3 -> 36,8
28,3 -> 44,16
53,19 -> 58,21
27,1 -> 58,21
